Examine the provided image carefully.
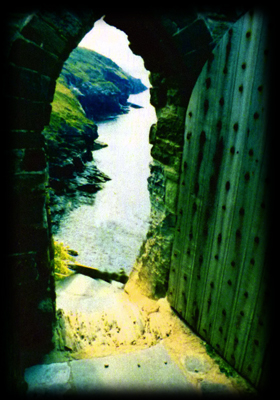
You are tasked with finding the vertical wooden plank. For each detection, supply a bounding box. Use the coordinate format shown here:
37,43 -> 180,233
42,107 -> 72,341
182,40 -> 233,334
240,256 -> 271,386
222,12 -> 270,373
194,19 -> 245,343
203,10 -> 267,359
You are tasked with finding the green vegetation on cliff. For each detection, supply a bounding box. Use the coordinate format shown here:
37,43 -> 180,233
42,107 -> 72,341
47,77 -> 96,133
61,47 -> 147,121
62,47 -> 130,88
43,74 -> 98,184
63,46 -> 146,95
44,75 -> 98,164
44,46 -> 148,159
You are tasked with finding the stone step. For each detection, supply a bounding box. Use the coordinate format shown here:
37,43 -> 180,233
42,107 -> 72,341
24,343 -> 196,396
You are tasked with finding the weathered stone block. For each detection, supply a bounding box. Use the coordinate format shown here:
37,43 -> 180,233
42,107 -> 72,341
137,215 -> 175,299
12,193 -> 48,228
10,224 -> 50,255
150,86 -> 167,108
156,107 -> 185,145
10,131 -> 45,150
22,148 -> 47,172
10,38 -> 60,78
12,170 -> 47,189
10,171 -> 49,240
164,166 -> 180,183
8,250 -> 55,354
38,10 -> 97,48
10,64 -> 55,103
148,161 -> 166,210
10,147 -> 46,173
149,72 -> 166,87
21,14 -> 71,59
10,149 -> 25,173
151,137 -> 182,167
9,97 -> 51,130
165,179 -> 179,214
149,124 -> 157,145
166,89 -> 190,108
10,252 -> 39,287
24,363 -> 71,395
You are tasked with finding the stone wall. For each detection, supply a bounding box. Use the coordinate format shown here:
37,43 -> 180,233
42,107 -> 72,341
6,10 -> 102,391
6,9 -> 246,391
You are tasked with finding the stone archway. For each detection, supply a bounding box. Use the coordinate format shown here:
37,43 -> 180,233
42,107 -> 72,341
7,9 -> 245,391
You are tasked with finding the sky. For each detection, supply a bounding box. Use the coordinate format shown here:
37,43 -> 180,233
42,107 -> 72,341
78,17 -> 150,87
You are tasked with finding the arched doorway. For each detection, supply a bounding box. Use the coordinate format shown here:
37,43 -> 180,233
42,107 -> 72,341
7,9 -> 247,391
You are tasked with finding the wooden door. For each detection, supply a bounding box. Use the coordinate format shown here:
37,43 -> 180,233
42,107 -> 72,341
168,10 -> 271,387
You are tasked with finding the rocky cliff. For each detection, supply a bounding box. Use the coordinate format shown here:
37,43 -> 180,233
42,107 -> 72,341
61,47 -> 147,121
43,47 -> 147,231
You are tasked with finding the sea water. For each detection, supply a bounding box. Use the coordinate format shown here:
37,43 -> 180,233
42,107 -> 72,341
54,90 -> 157,274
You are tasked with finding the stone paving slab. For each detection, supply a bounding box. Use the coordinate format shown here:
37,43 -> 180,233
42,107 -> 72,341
70,342 -> 195,394
24,362 -> 71,396
24,343 -> 196,396
55,273 -> 123,314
